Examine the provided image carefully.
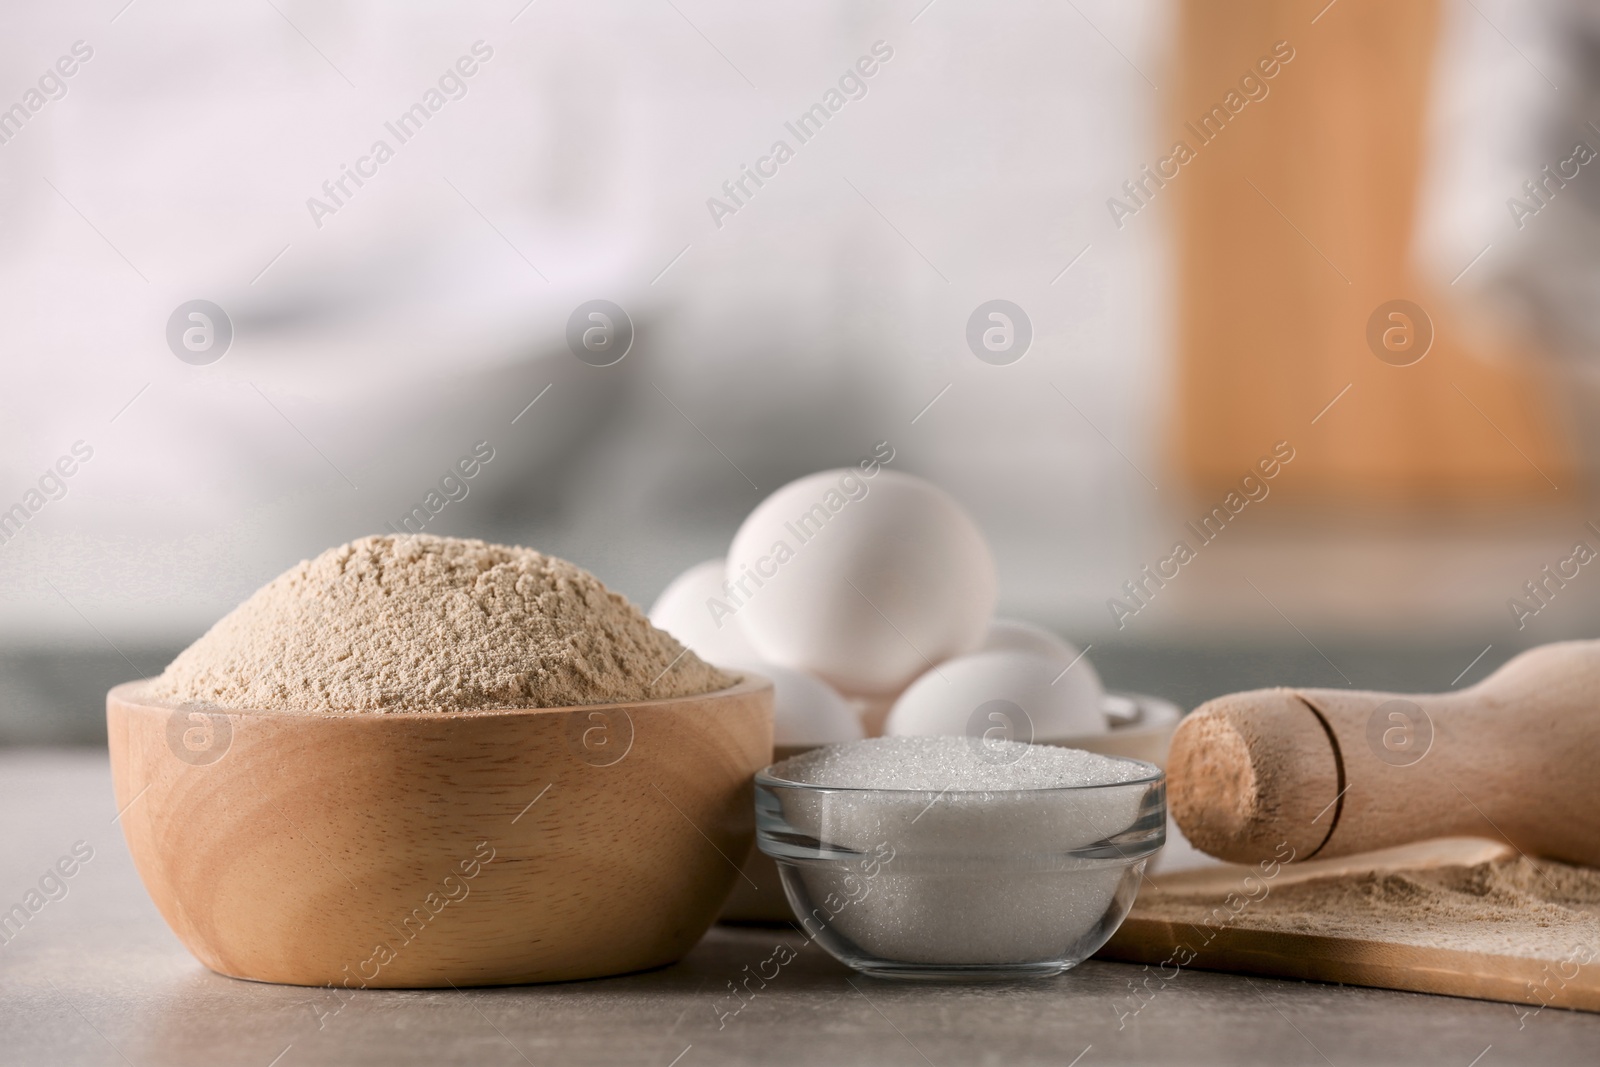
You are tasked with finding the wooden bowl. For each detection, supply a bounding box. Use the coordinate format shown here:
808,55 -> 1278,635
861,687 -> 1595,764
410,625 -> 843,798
719,743 -> 813,923
107,675 -> 772,987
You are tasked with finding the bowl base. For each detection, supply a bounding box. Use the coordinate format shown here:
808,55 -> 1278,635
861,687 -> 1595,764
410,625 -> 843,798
850,959 -> 1074,981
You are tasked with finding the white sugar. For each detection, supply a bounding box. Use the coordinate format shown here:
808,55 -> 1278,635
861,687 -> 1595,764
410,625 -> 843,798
770,735 -> 1149,791
762,736 -> 1161,970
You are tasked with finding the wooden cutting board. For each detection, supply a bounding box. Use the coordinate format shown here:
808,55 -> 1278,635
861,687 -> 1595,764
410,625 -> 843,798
1099,838 -> 1600,1014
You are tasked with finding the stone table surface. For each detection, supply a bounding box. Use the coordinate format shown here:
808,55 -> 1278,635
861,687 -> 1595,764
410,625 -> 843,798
2,749 -> 1596,1067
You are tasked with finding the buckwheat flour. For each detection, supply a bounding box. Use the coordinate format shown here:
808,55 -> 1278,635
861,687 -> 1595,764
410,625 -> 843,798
149,535 -> 736,711
1142,856 -> 1600,959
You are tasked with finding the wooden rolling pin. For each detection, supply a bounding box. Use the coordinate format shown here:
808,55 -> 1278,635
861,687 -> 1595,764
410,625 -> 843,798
1169,640 -> 1600,867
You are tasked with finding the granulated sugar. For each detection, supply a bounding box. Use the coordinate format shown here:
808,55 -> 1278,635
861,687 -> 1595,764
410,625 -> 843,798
772,735 -> 1151,791
1144,856 -> 1600,960
764,737 -> 1161,967
149,535 -> 736,711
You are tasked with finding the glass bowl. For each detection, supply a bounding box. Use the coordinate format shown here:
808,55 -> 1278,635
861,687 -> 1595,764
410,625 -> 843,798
754,754 -> 1165,980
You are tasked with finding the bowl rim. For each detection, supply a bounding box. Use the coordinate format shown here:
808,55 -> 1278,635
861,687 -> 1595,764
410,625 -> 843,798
755,745 -> 1164,796
1100,690 -> 1182,726
107,671 -> 772,720
1032,690 -> 1182,746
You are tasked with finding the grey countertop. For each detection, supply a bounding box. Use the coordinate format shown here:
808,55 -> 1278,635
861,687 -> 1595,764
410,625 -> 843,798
2,749 -> 1597,1067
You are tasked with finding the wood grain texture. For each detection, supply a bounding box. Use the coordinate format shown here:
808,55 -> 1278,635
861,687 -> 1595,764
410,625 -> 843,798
1101,839 -> 1600,1013
1167,688 -> 1338,863
1170,641 -> 1600,866
107,676 -> 772,987
1170,0 -> 1572,499
720,743 -> 811,923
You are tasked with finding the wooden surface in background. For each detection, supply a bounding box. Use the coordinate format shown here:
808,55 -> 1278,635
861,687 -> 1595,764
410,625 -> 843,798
1170,0 -> 1572,498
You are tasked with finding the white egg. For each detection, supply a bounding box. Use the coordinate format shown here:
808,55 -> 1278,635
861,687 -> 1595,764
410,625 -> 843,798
977,618 -> 1084,667
648,559 -> 758,667
883,650 -> 1108,743
726,468 -> 996,695
731,661 -> 864,748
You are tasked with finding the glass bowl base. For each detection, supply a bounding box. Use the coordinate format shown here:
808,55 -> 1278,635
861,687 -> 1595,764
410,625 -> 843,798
850,959 -> 1075,981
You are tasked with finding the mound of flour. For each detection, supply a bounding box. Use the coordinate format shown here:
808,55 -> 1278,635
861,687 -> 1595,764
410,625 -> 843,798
149,535 -> 736,711
1143,855 -> 1600,959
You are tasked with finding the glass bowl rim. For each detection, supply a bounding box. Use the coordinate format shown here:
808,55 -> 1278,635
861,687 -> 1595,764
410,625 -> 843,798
755,750 -> 1164,797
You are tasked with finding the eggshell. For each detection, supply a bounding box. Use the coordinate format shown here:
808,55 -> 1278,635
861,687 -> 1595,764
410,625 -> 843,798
883,650 -> 1107,742
726,468 -> 996,695
730,661 -> 864,747
976,618 -> 1084,666
647,559 -> 758,667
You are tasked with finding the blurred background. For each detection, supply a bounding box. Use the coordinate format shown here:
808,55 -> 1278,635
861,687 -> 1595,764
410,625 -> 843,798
4,0 -> 1599,743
